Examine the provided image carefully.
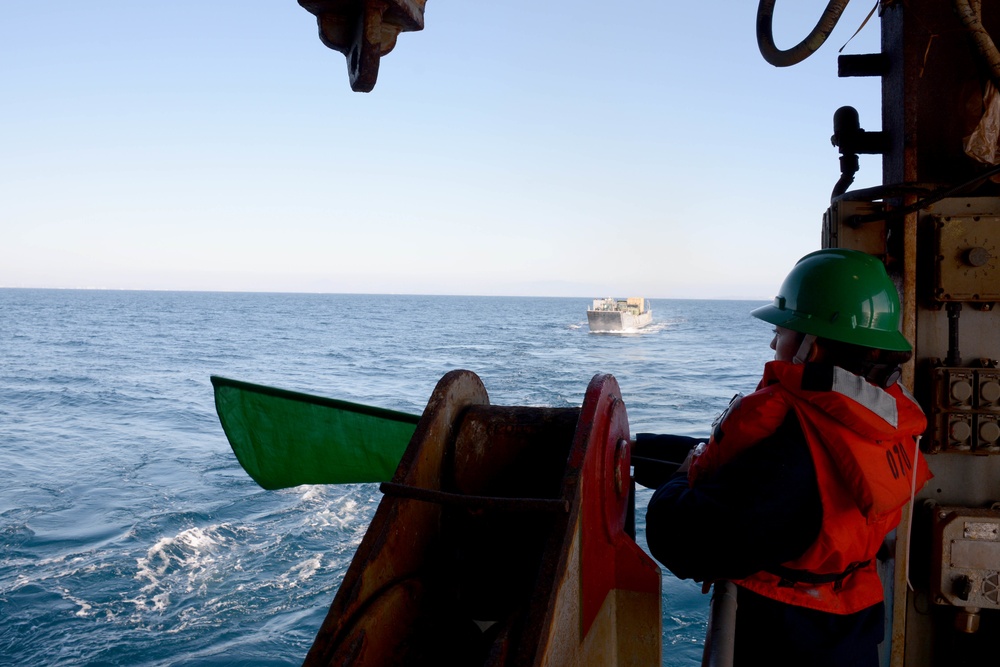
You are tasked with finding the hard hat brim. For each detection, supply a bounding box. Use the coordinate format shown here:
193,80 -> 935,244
751,302 -> 912,352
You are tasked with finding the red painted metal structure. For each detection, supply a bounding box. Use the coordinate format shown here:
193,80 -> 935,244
303,369 -> 661,665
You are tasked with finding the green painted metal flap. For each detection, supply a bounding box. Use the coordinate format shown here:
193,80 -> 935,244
211,376 -> 419,489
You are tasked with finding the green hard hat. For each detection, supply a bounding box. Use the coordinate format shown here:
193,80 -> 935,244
751,248 -> 911,352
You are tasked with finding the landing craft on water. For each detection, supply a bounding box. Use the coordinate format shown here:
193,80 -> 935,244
587,298 -> 653,333
216,1 -> 1000,665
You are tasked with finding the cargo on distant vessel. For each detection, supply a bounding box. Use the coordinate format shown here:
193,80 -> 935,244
586,297 -> 652,332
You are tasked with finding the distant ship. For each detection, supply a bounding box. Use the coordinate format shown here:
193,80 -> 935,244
586,297 -> 652,332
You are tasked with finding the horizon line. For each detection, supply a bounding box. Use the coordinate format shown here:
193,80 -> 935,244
0,285 -> 772,302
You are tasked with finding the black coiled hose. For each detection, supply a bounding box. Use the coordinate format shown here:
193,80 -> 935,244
757,0 -> 852,67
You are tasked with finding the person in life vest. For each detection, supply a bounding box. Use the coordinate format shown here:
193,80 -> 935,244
643,248 -> 931,667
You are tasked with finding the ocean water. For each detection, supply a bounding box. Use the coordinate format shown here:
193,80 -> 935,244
0,289 -> 774,666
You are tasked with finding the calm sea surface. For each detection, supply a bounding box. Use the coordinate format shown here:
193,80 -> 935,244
0,289 -> 774,666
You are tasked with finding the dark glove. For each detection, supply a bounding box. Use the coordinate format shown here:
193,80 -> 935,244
631,433 -> 707,489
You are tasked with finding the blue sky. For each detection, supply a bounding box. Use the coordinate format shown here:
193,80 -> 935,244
2,1 -> 885,298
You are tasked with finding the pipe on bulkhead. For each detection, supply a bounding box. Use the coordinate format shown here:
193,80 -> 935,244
701,581 -> 738,667
830,106 -> 887,201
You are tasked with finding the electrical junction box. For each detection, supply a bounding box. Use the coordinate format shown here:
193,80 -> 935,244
822,199 -> 887,256
930,506 -> 1000,610
931,368 -> 1000,454
931,214 -> 1000,302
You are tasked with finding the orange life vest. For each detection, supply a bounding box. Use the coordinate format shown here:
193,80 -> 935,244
688,361 -> 931,614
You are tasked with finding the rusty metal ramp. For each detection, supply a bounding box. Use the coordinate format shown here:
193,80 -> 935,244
303,369 -> 661,666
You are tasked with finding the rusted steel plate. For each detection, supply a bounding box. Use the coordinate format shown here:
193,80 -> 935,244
303,369 -> 489,665
304,370 -> 661,665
